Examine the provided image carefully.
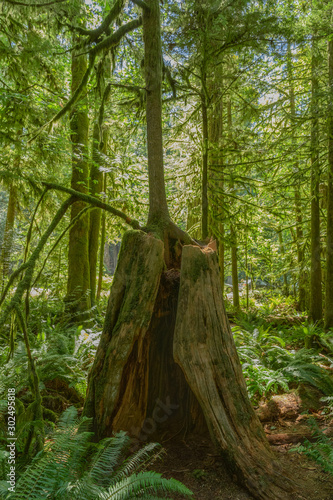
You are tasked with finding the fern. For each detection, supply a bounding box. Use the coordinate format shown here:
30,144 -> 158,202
1,407 -> 192,500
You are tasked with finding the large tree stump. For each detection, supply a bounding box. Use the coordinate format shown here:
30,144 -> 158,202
84,231 -> 206,440
84,232 -> 298,499
173,245 -> 296,500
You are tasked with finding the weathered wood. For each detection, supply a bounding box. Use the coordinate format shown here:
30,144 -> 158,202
84,230 -> 164,439
173,244 -> 296,500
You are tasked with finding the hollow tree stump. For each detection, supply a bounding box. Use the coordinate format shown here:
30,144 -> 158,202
84,232 -> 299,500
173,245 -> 296,500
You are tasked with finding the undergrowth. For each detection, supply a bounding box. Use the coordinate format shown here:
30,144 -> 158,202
232,320 -> 333,402
0,406 -> 192,499
290,418 -> 333,475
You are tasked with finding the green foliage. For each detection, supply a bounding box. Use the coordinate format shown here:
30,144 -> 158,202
233,323 -> 333,401
0,407 -> 193,500
290,419 -> 333,475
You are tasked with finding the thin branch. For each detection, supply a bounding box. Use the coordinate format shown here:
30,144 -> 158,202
3,0 -> 66,6
41,182 -> 142,229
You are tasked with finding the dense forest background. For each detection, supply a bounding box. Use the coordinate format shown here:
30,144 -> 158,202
1,0 -> 333,499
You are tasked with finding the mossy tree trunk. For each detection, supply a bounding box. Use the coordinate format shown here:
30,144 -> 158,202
66,35 -> 91,319
84,231 -> 296,500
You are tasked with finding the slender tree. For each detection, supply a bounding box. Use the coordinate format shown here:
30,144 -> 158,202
309,35 -> 323,324
325,36 -> 333,328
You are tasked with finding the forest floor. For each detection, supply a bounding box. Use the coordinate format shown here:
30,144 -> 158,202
152,405 -> 333,500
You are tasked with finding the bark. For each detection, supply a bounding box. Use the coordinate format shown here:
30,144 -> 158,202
143,0 -> 169,227
84,231 -> 165,437
309,37 -> 323,324
325,39 -> 333,329
173,245 -> 296,500
66,35 -> 91,319
1,183 -> 17,284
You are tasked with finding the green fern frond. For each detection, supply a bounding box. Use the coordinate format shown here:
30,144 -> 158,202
100,471 -> 192,500
89,431 -> 129,486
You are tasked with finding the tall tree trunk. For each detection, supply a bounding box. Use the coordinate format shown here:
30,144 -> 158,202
326,39 -> 333,329
231,228 -> 240,309
96,174 -> 107,302
208,69 -> 224,292
278,229 -> 289,296
89,124 -> 108,306
89,55 -> 111,306
1,183 -> 17,285
309,37 -> 323,323
287,42 -> 307,310
227,100 -> 239,309
143,0 -> 169,228
88,123 -> 103,306
66,34 -> 91,319
201,94 -> 209,240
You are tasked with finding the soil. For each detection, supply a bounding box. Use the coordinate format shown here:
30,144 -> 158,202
151,408 -> 333,499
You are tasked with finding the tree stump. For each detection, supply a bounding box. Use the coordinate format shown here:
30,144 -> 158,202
84,232 -> 298,500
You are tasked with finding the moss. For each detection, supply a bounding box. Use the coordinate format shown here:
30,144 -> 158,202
42,407 -> 58,422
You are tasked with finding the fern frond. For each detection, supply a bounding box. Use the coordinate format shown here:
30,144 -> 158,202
89,431 -> 129,486
100,471 -> 193,500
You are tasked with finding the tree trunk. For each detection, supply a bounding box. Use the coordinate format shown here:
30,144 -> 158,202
89,123 -> 108,306
201,95 -> 209,240
278,229 -> 289,296
173,245 -> 295,500
231,231 -> 240,309
66,35 -> 91,319
287,42 -> 307,310
325,39 -> 333,329
96,174 -> 106,302
1,183 -> 17,284
309,37 -> 322,324
143,0 -> 169,228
